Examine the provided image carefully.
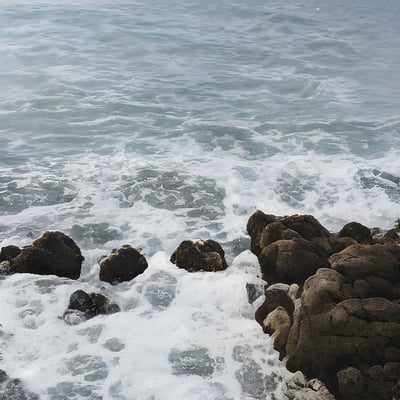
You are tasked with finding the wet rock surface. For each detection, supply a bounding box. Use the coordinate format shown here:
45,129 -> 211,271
168,347 -> 216,377
170,239 -> 227,272
10,231 -> 83,279
99,245 -> 148,284
63,290 -> 120,325
0,369 -> 39,400
248,210 -> 400,400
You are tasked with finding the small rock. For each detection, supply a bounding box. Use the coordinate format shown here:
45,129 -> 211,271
170,239 -> 227,272
0,245 -> 21,262
63,290 -> 120,325
99,245 -> 148,284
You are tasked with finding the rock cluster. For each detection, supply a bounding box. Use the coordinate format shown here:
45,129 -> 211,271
63,289 -> 121,325
249,210 -> 400,400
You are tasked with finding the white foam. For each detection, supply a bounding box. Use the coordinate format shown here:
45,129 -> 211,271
0,251 -> 290,399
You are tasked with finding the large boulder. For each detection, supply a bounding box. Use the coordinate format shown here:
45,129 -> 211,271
170,239 -> 227,272
247,211 -> 332,284
339,222 -> 373,244
99,245 -> 148,284
259,238 -> 325,284
63,289 -> 120,325
10,231 -> 83,279
283,258 -> 400,399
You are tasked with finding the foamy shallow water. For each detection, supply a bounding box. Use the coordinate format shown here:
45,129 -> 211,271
0,0 -> 400,398
0,251 -> 290,399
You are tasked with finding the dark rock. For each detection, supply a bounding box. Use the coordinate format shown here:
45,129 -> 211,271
0,245 -> 21,262
68,290 -> 96,317
247,211 -> 332,284
339,222 -> 373,244
337,364 -> 400,400
282,214 -> 330,241
99,245 -> 148,284
246,211 -> 277,256
245,282 -> 264,304
0,369 -> 39,400
383,228 -> 400,241
63,290 -> 120,325
170,239 -> 227,272
10,231 -> 83,279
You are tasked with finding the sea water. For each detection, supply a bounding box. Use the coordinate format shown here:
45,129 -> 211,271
0,0 -> 399,399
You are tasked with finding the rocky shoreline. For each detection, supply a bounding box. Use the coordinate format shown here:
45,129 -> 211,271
248,211 -> 400,400
1,211 -> 399,399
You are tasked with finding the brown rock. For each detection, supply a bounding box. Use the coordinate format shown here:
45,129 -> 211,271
11,231 -> 83,279
170,239 -> 227,272
246,211 -> 277,256
263,307 -> 291,360
99,245 -> 148,284
339,222 -> 373,244
329,243 -> 400,282
259,238 -> 324,284
255,288 -> 295,327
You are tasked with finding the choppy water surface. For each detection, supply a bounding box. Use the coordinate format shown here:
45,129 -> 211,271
0,0 -> 399,398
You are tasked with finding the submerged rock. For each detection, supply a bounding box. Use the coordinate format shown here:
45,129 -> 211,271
168,347 -> 216,377
0,369 -> 39,400
10,231 -> 84,279
98,245 -> 148,284
63,290 -> 120,325
170,239 -> 227,272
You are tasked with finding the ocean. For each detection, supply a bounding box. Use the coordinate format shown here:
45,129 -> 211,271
0,0 -> 399,398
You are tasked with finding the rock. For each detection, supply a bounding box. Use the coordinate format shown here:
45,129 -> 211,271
255,288 -> 295,327
259,238 -> 325,284
337,364 -> 400,400
99,245 -> 148,284
10,231 -> 83,279
0,245 -> 21,262
0,369 -> 39,400
263,306 -> 291,360
246,211 -> 277,256
248,212 -> 400,399
383,228 -> 399,241
328,243 -> 400,283
286,373 -> 336,400
245,282 -> 264,304
339,222 -> 373,244
170,239 -> 227,272
247,211 -> 333,284
284,263 -> 400,398
0,260 -> 11,275
63,290 -> 120,325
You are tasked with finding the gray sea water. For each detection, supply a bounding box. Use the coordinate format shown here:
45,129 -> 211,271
0,1 -> 399,399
